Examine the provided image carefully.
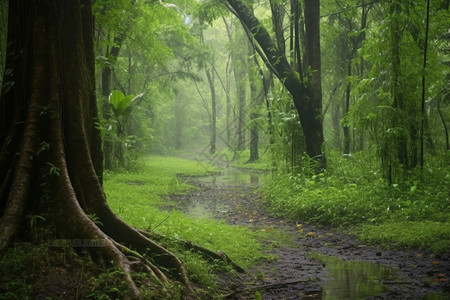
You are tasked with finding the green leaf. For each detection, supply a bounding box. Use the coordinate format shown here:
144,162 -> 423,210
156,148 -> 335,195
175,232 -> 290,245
109,90 -> 133,116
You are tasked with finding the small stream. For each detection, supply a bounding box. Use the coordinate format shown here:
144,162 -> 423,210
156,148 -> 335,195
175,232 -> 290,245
176,167 -> 449,300
194,167 -> 268,186
308,253 -> 398,299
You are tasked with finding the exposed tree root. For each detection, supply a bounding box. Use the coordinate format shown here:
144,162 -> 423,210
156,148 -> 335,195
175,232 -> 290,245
138,229 -> 246,274
0,1 -> 200,299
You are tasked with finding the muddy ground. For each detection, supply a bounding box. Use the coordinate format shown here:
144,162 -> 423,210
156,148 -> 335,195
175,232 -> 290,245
169,170 -> 450,300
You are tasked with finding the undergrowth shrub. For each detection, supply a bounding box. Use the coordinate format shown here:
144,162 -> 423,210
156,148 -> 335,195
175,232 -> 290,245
262,151 -> 450,252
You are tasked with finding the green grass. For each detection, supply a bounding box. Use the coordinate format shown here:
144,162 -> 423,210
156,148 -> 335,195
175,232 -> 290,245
0,241 -> 137,299
2,155 -> 270,299
356,221 -> 450,253
104,155 -> 270,274
262,151 -> 450,253
205,149 -> 271,171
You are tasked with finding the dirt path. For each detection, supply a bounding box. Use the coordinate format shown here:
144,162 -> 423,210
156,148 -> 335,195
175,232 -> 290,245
170,169 -> 450,300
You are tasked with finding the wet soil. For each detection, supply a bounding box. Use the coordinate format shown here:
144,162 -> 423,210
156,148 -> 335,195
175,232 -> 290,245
169,169 -> 450,300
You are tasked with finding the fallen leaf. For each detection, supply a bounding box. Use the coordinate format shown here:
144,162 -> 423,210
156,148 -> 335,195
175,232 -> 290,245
432,261 -> 440,266
306,232 -> 315,237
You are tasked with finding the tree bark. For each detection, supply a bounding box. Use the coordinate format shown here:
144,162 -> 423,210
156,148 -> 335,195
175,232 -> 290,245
303,0 -> 324,164
0,1 -> 194,298
390,0 -> 408,168
233,19 -> 247,151
222,16 -> 234,148
226,0 -> 325,169
248,44 -> 260,162
101,33 -> 124,170
206,69 -> 217,154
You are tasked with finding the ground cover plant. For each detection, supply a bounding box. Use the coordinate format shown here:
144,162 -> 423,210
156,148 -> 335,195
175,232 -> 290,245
0,155 -> 274,299
206,149 -> 271,171
104,155 -> 274,290
262,151 -> 450,253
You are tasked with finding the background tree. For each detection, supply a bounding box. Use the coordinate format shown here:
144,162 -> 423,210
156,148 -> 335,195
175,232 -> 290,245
224,0 -> 326,169
94,0 -> 137,169
348,0 -> 449,183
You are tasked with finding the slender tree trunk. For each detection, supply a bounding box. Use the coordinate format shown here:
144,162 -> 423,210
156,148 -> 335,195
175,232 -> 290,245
302,0 -> 325,167
206,69 -> 217,154
226,53 -> 232,147
233,20 -> 247,151
438,94 -> 450,151
290,0 -> 303,77
269,0 -> 286,54
222,16 -> 234,148
420,0 -> 430,168
343,61 -> 351,155
101,33 -> 124,170
390,0 -> 408,168
355,1 -> 369,152
248,43 -> 261,162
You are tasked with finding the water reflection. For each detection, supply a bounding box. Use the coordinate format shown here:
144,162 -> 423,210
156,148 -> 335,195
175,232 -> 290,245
197,167 -> 267,186
308,253 -> 398,300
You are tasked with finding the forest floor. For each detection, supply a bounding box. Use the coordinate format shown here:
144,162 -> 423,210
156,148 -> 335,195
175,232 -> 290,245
169,168 -> 450,300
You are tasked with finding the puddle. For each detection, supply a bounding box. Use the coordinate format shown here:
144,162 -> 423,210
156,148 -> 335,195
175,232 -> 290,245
195,167 -> 268,186
172,167 -> 267,218
308,253 -> 398,299
183,201 -> 230,219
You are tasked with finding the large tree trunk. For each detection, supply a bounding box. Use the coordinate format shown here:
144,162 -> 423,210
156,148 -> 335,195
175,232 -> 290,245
0,1 -> 194,298
226,0 -> 325,169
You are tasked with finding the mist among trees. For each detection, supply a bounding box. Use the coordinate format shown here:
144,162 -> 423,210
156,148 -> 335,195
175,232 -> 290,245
0,0 -> 449,298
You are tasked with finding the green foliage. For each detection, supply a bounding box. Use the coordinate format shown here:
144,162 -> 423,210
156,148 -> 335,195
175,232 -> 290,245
108,90 -> 144,139
262,151 -> 450,252
265,86 -> 306,173
86,263 -> 128,299
46,162 -> 61,176
109,90 -> 143,119
0,242 -> 110,299
213,149 -> 271,171
344,1 -> 450,180
104,155 -> 268,273
356,221 -> 450,253
0,241 -> 173,299
0,243 -> 37,297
